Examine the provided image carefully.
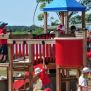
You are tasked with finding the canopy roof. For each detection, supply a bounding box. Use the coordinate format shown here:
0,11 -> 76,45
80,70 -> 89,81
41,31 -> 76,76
43,0 -> 86,12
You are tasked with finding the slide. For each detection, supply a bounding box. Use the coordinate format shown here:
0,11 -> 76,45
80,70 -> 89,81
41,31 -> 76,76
13,79 -> 28,91
13,64 -> 44,91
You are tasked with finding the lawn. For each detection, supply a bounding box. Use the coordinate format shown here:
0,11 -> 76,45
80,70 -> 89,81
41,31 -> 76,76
0,67 -> 7,77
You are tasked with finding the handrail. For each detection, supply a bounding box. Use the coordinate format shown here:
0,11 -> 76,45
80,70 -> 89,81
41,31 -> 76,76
8,39 -> 55,44
0,34 -> 9,39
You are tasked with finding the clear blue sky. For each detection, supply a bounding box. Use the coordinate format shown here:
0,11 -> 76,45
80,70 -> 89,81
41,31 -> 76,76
0,0 -> 42,26
0,0 -> 59,26
0,0 -> 87,26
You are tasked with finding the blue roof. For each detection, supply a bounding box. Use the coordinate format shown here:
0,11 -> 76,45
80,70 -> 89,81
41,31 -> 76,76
43,0 -> 86,12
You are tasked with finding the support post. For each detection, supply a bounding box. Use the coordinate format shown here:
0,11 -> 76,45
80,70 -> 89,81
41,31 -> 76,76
29,44 -> 33,91
65,12 -> 69,34
56,65 -> 61,91
44,12 -> 47,33
83,29 -> 87,66
66,69 -> 70,91
8,44 -> 13,91
82,11 -> 87,66
61,12 -> 64,25
82,11 -> 86,29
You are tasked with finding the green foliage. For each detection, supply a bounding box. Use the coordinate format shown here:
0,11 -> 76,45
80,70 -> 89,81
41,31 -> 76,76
70,13 -> 91,24
70,15 -> 81,24
30,25 -> 43,35
35,0 -> 53,22
7,26 -> 30,32
86,13 -> 91,23
7,25 -> 43,35
80,0 -> 91,11
50,17 -> 54,20
39,2 -> 46,9
37,0 -> 52,3
38,13 -> 44,21
37,0 -> 53,10
12,31 -> 28,34
32,28 -> 43,35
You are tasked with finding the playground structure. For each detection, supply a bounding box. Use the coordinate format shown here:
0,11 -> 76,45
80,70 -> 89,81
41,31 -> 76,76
0,0 -> 90,91
0,34 -> 57,91
0,33 -> 87,91
43,0 -> 87,91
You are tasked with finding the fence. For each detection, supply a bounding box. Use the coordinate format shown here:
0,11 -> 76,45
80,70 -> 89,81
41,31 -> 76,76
10,34 -> 55,65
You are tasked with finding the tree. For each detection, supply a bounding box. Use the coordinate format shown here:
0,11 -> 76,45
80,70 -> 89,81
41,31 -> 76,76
36,0 -> 91,23
70,15 -> 82,24
37,0 -> 53,9
80,0 -> 91,11
86,13 -> 91,23
38,13 -> 44,21
33,0 -> 53,25
70,13 -> 91,24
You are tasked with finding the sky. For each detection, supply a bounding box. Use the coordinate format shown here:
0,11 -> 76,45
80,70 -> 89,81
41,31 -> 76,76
0,0 -> 41,26
0,0 -> 59,26
0,0 -> 89,26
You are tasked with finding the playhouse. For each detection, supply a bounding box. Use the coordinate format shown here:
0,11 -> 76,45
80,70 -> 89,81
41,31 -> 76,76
0,0 -> 90,91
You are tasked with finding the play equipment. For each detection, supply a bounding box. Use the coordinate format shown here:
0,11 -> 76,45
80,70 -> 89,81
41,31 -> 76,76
13,64 -> 50,91
56,38 -> 83,67
42,0 -> 87,91
6,34 -> 55,91
9,34 -> 55,65
7,36 -> 84,91
0,32 -> 90,91
55,38 -> 83,91
0,0 -> 88,91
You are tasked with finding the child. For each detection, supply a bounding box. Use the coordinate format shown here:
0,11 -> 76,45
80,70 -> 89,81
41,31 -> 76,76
0,22 -> 8,62
77,67 -> 91,91
70,25 -> 76,36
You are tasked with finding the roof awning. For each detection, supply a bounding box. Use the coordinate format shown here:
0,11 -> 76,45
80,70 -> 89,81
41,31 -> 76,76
43,0 -> 86,12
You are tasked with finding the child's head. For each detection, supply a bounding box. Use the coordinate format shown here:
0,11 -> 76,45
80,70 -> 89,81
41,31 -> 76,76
0,23 -> 8,29
70,26 -> 76,34
82,67 -> 91,77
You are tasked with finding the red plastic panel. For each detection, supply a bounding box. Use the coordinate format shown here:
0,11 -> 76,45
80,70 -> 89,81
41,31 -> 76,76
56,39 -> 83,67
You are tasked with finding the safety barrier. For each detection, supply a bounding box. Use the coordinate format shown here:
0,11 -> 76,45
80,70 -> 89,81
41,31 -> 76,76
11,34 -> 55,65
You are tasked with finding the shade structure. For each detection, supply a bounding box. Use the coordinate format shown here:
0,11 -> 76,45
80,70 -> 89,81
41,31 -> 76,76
43,0 -> 86,12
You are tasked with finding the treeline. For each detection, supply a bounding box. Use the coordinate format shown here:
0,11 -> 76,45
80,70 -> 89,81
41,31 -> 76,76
7,26 -> 30,32
7,25 -> 44,34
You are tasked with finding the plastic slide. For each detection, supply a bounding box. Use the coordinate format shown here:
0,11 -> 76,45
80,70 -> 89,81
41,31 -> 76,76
13,64 -> 45,91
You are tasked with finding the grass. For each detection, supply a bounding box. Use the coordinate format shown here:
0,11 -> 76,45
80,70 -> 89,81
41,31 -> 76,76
0,67 -> 7,77
12,31 -> 28,34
